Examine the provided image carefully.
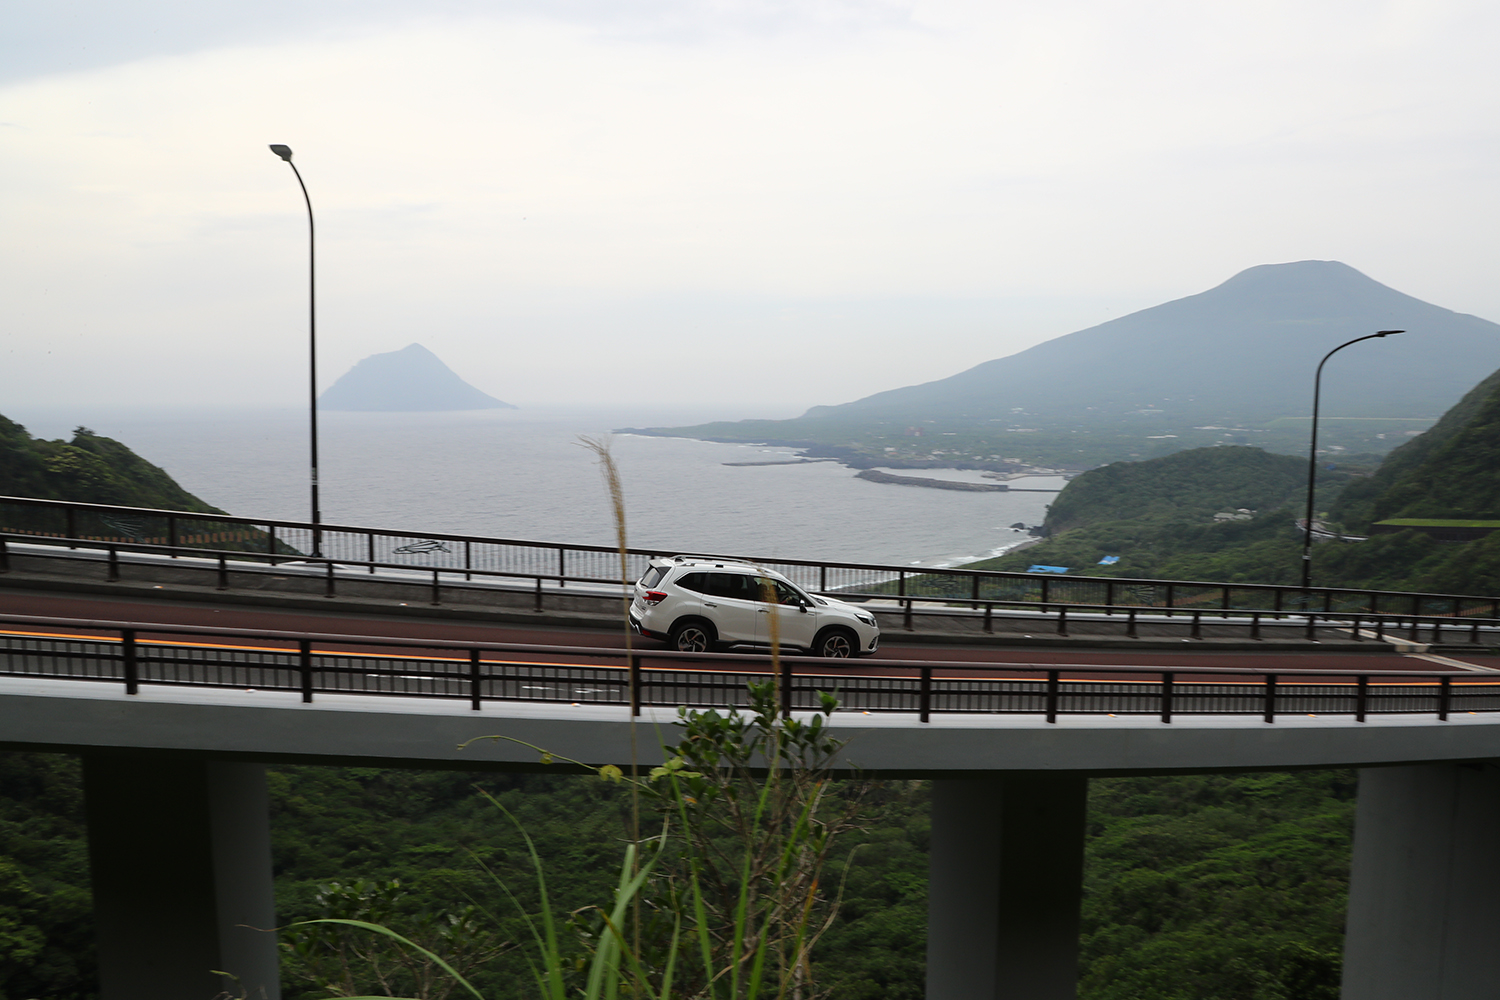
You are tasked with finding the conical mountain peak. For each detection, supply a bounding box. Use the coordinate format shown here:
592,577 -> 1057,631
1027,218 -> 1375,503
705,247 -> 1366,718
803,261 -> 1500,425
319,343 -> 515,412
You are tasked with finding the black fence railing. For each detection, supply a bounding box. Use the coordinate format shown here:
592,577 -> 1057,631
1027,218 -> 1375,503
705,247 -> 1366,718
11,527 -> 1500,647
5,496 -> 1500,628
2,614 -> 1495,724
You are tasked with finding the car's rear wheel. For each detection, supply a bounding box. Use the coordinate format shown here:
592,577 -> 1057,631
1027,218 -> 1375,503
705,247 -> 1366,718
670,620 -> 717,653
813,628 -> 856,658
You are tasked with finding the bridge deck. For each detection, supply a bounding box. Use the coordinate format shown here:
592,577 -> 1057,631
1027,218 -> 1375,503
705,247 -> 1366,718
3,584 -> 1500,776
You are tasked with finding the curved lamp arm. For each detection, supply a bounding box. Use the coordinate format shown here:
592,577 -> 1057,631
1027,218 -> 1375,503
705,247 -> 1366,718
1301,330 -> 1404,591
268,144 -> 322,555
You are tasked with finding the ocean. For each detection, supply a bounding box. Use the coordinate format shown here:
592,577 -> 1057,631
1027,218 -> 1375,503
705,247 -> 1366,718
8,406 -> 1061,570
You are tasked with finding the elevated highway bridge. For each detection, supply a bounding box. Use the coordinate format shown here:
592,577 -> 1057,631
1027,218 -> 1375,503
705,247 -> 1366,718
3,497 -> 1499,1000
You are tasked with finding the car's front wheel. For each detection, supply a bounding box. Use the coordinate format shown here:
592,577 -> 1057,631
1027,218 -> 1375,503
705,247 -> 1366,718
813,628 -> 857,658
669,620 -> 717,653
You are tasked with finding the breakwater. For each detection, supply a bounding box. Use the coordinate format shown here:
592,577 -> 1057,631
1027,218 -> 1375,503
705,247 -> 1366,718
722,458 -> 838,467
855,469 -> 1010,492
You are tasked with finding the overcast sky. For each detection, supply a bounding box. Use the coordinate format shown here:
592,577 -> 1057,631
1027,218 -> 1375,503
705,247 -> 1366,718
4,0 -> 1499,418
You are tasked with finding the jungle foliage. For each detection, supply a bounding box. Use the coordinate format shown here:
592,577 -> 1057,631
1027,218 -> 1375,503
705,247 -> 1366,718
0,753 -> 96,1000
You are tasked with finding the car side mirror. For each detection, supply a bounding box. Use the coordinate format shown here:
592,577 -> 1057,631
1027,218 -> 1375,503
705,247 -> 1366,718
798,599 -> 809,613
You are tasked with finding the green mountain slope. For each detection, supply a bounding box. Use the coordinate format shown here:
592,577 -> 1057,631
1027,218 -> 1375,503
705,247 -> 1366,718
1331,366 -> 1500,530
0,415 -> 224,513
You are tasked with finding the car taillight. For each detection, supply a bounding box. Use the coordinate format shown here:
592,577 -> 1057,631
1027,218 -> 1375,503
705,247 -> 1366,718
643,591 -> 668,605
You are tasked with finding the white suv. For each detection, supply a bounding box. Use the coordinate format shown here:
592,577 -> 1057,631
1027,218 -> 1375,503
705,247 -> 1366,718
629,556 -> 880,657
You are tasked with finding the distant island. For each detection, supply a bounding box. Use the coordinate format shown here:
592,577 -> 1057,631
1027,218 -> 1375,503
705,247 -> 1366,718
319,343 -> 516,412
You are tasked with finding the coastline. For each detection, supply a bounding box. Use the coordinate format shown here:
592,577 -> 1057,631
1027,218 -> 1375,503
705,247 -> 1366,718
615,427 -> 1083,478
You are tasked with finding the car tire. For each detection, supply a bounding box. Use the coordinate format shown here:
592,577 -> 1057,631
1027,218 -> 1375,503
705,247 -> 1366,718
813,628 -> 856,658
669,620 -> 717,653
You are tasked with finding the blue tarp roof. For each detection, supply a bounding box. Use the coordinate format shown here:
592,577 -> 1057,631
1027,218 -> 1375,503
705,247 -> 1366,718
1028,565 -> 1069,574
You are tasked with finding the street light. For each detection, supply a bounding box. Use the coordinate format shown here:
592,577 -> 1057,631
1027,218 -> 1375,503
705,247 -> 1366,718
1300,330 -> 1404,591
267,144 -> 322,557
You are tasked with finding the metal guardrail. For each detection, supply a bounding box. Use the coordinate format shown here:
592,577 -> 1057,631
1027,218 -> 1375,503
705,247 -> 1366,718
5,496 -> 1500,646
1,614 -> 1495,724
5,495 -> 1500,616
6,532 -> 1500,646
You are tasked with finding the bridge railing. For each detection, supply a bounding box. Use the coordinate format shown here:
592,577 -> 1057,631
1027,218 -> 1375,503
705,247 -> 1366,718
8,528 -> 1498,647
4,495 -> 1499,625
1,613 -> 1496,724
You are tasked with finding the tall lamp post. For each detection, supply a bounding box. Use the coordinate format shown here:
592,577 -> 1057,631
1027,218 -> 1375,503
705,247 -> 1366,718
268,144 -> 322,557
1300,330 -> 1404,591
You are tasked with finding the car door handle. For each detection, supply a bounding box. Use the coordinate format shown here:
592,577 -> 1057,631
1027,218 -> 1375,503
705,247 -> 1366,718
757,608 -> 769,613
704,602 -> 718,608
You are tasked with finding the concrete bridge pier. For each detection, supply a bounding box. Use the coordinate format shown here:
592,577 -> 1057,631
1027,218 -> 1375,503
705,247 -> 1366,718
1342,761 -> 1500,1000
926,775 -> 1089,1000
83,753 -> 280,1000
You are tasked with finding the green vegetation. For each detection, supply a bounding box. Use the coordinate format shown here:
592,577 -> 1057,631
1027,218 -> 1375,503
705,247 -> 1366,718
962,446 -> 1341,584
1332,366 -> 1500,531
0,753 -> 95,1000
328,684 -> 872,1000
616,685 -> 864,999
0,752 -> 1357,1000
1041,447 -> 1310,534
0,413 -> 300,556
960,436 -> 1500,596
970,508 -> 1306,585
0,415 -> 223,513
1080,772 -> 1353,1000
282,879 -> 511,1000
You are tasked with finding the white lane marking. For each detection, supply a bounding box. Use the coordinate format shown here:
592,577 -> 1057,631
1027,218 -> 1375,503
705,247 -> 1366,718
1404,653 -> 1500,674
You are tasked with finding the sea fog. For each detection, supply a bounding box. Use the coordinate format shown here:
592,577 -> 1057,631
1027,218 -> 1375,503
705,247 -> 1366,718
7,406 -> 1060,569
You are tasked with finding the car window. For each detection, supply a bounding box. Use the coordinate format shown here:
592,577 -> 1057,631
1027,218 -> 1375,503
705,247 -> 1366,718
698,573 -> 749,599
774,581 -> 806,605
752,577 -> 804,605
639,566 -> 668,588
675,572 -> 709,593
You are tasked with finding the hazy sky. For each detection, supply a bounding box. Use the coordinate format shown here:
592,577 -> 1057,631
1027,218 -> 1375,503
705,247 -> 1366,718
4,0 -> 1499,418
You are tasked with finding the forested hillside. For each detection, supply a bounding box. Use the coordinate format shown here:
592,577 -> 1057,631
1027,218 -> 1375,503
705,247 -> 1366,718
968,446 -> 1340,583
0,751 -> 1353,1000
1331,365 -> 1500,529
0,414 -> 222,512
1041,447 -> 1309,535
971,417 -> 1500,595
